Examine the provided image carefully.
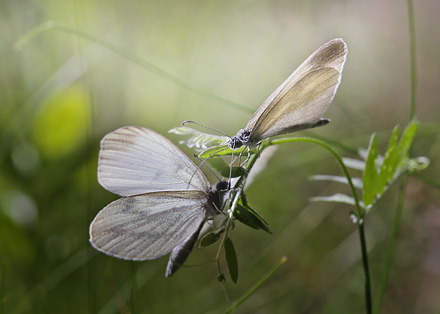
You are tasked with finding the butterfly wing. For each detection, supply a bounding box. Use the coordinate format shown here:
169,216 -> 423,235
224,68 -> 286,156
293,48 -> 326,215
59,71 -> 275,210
245,38 -> 347,142
98,126 -> 209,196
89,190 -> 207,260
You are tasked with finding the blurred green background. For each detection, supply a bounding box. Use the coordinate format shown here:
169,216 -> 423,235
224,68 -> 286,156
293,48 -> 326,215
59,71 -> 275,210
1,0 -> 439,313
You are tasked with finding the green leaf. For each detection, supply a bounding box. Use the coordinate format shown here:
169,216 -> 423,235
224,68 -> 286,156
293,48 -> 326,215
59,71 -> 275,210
198,144 -> 258,159
233,204 -> 271,233
363,134 -> 379,207
377,125 -> 400,192
312,121 -> 420,215
233,196 -> 272,233
311,193 -> 364,207
200,231 -> 222,247
396,120 -> 418,166
397,120 -> 418,150
206,157 -> 245,178
224,237 -> 238,284
342,157 -> 366,171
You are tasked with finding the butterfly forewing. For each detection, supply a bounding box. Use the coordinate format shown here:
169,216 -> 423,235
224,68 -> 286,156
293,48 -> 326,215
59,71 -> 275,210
244,38 -> 347,142
98,126 -> 209,196
251,67 -> 340,139
89,190 -> 207,260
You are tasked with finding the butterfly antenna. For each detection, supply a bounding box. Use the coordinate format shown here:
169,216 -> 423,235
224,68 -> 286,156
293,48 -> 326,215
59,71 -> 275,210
183,120 -> 231,139
194,154 -> 222,182
186,146 -> 229,190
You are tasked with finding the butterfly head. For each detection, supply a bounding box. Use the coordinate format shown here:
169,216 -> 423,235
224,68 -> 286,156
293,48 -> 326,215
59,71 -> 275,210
229,129 -> 251,149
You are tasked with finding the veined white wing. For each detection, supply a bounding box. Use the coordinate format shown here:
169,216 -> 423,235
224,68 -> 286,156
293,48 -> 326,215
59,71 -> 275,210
98,126 -> 209,196
89,190 -> 207,260
250,66 -> 341,140
229,38 -> 347,149
246,38 -> 347,138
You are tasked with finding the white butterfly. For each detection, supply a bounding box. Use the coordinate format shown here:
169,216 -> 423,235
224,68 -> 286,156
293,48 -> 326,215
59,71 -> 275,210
230,38 -> 348,149
89,126 -> 226,277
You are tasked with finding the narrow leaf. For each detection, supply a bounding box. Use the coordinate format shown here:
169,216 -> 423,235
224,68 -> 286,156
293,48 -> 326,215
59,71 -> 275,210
234,204 -> 272,234
225,257 -> 287,313
240,195 -> 269,226
377,125 -> 400,192
342,157 -> 366,171
311,193 -> 361,207
396,120 -> 418,164
200,231 -> 222,247
309,175 -> 363,189
224,237 -> 238,283
234,196 -> 271,233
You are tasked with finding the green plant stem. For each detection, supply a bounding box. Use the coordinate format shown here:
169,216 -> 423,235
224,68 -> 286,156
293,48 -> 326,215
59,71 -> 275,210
412,172 -> 440,189
265,137 -> 372,313
224,257 -> 287,313
0,259 -> 4,314
407,0 -> 417,120
14,21 -> 251,114
359,223 -> 372,314
215,221 -> 230,262
373,175 -> 407,313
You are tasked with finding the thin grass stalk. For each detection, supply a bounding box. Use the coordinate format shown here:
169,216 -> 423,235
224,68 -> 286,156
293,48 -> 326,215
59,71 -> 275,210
14,22 -> 251,114
224,257 -> 287,313
407,0 -> 417,120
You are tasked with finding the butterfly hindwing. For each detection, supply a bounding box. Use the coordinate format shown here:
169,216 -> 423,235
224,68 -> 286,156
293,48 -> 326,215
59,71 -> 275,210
90,190 -> 207,260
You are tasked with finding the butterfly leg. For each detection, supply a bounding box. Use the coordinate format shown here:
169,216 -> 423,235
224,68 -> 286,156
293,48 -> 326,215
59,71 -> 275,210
227,148 -> 235,191
239,146 -> 253,167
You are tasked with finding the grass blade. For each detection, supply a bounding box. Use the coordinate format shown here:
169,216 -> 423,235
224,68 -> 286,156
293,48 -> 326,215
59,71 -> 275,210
224,257 -> 287,313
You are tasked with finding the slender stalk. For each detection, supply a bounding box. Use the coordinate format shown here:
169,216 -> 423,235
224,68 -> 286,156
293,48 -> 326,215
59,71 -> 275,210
407,0 -> 417,120
224,257 -> 287,313
215,222 -> 230,261
0,259 -> 4,314
412,172 -> 440,189
129,264 -> 138,314
359,223 -> 372,314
